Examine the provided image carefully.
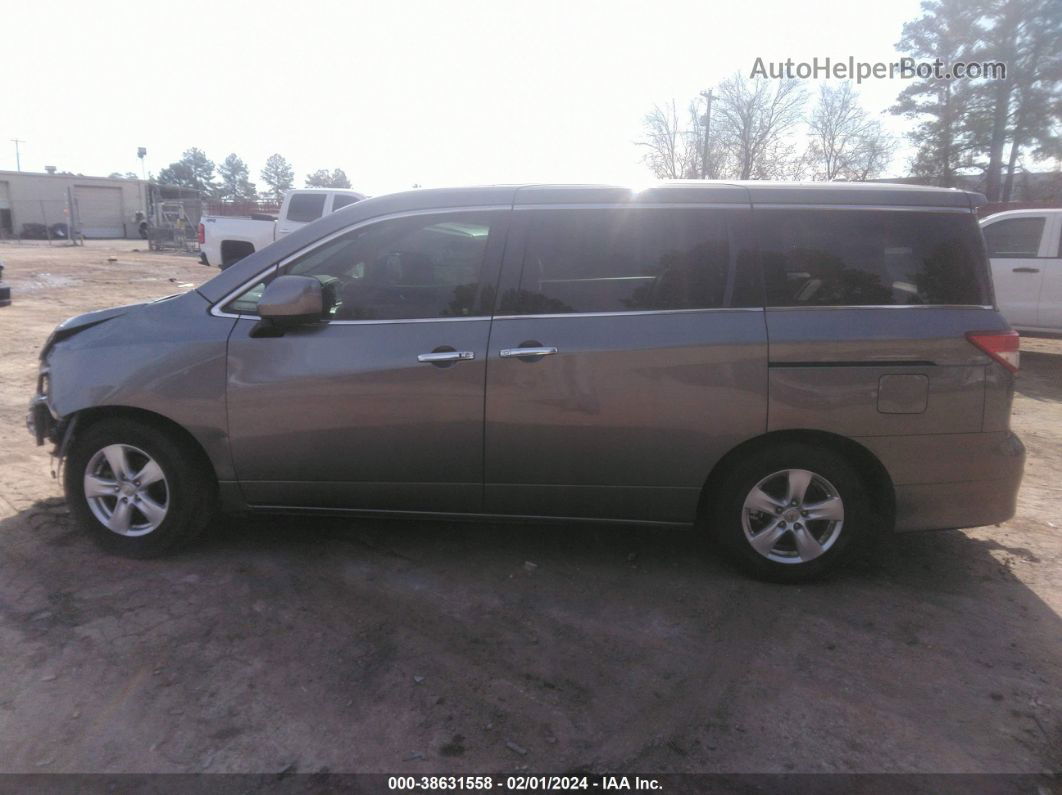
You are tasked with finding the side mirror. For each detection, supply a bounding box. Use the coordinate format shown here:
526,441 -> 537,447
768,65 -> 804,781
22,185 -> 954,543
252,275 -> 325,337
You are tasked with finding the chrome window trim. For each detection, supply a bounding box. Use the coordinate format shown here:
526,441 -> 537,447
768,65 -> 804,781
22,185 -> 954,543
233,314 -> 490,325
490,305 -> 993,321
231,308 -> 762,325
984,254 -> 1056,260
765,304 -> 995,311
492,307 -> 763,321
209,205 -> 512,320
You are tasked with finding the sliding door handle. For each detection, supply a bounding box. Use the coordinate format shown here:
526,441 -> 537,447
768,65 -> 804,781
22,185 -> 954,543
417,350 -> 475,363
1012,267 -> 1040,273
500,346 -> 558,358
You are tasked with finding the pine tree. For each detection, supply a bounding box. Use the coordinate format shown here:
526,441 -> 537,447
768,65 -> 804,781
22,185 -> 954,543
156,147 -> 219,195
217,154 -> 258,201
891,0 -> 984,187
893,0 -> 1062,197
260,154 -> 295,203
969,0 -> 1062,199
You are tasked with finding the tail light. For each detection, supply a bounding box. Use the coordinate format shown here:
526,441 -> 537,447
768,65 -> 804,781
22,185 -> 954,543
197,223 -> 205,245
966,330 -> 1020,373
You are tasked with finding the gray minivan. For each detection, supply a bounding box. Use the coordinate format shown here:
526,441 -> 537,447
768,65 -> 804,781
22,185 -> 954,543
27,182 -> 1025,581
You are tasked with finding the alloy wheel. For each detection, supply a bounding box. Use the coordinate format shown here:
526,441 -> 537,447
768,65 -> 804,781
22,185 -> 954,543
83,444 -> 169,537
740,468 -> 845,564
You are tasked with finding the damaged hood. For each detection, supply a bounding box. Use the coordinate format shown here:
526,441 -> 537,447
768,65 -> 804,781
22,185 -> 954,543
40,300 -> 152,359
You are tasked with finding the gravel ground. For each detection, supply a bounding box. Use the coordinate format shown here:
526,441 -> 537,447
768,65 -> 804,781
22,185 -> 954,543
0,240 -> 1059,775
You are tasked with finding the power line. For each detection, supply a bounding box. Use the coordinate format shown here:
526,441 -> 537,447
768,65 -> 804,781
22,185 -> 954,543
699,91 -> 713,180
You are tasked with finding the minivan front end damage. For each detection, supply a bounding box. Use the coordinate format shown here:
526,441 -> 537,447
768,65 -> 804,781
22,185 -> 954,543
27,303 -> 142,448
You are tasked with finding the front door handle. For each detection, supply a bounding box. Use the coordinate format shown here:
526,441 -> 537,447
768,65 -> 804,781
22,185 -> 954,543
500,346 -> 558,358
417,351 -> 475,363
1012,267 -> 1041,273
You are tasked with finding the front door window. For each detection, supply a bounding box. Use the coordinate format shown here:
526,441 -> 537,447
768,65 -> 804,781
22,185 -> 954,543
225,212 -> 498,320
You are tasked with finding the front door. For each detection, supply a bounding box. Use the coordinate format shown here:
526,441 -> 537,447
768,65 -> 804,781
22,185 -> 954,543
224,209 -> 509,513
983,214 -> 1049,328
484,205 -> 767,524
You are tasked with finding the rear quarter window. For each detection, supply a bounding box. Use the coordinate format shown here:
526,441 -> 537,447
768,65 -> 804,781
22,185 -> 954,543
758,209 -> 990,307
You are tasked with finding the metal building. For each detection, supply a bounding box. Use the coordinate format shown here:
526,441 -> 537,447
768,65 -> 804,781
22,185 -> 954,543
0,170 -> 148,239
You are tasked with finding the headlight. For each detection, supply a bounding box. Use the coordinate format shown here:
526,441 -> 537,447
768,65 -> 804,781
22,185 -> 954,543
38,368 -> 50,397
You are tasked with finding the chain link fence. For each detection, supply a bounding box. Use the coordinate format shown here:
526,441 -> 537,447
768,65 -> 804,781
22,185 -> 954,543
0,198 -> 77,243
0,187 -> 203,251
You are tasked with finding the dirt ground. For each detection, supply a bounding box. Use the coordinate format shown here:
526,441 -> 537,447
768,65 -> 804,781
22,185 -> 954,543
0,240 -> 1059,776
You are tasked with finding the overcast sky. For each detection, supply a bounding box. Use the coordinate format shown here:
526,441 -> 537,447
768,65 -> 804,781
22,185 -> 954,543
4,0 -> 925,195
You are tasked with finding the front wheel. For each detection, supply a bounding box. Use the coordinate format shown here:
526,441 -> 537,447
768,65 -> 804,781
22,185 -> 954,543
65,418 -> 217,557
711,444 -> 873,582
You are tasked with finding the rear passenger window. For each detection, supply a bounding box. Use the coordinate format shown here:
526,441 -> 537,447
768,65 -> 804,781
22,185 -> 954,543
758,209 -> 990,307
506,208 -> 731,314
983,217 -> 1045,258
286,193 -> 327,223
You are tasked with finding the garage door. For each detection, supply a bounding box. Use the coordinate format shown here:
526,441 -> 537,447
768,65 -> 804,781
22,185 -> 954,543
74,186 -> 124,237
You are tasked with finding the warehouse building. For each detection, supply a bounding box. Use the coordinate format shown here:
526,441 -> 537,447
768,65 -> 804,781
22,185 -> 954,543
0,170 -> 148,239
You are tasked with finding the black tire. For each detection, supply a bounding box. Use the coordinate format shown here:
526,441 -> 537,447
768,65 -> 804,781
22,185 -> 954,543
65,418 -> 217,558
709,443 -> 873,583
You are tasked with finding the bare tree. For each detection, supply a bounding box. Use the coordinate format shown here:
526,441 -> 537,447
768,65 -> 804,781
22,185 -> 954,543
638,101 -> 698,179
713,73 -> 807,180
807,82 -> 896,181
641,77 -> 806,181
767,140 -> 813,181
852,130 -> 897,180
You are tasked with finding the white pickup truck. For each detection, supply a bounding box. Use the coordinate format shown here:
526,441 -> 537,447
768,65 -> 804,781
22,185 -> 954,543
981,208 -> 1062,335
198,188 -> 366,268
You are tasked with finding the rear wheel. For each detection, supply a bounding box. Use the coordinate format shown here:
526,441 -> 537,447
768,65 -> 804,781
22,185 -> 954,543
66,418 -> 217,557
711,444 -> 872,582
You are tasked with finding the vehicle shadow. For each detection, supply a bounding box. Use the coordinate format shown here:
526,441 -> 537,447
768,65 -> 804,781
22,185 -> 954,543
1,496 -> 1059,775
1015,349 -> 1062,403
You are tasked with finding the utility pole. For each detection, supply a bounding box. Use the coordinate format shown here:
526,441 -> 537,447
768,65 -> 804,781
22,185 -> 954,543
699,91 -> 713,180
11,138 -> 25,172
